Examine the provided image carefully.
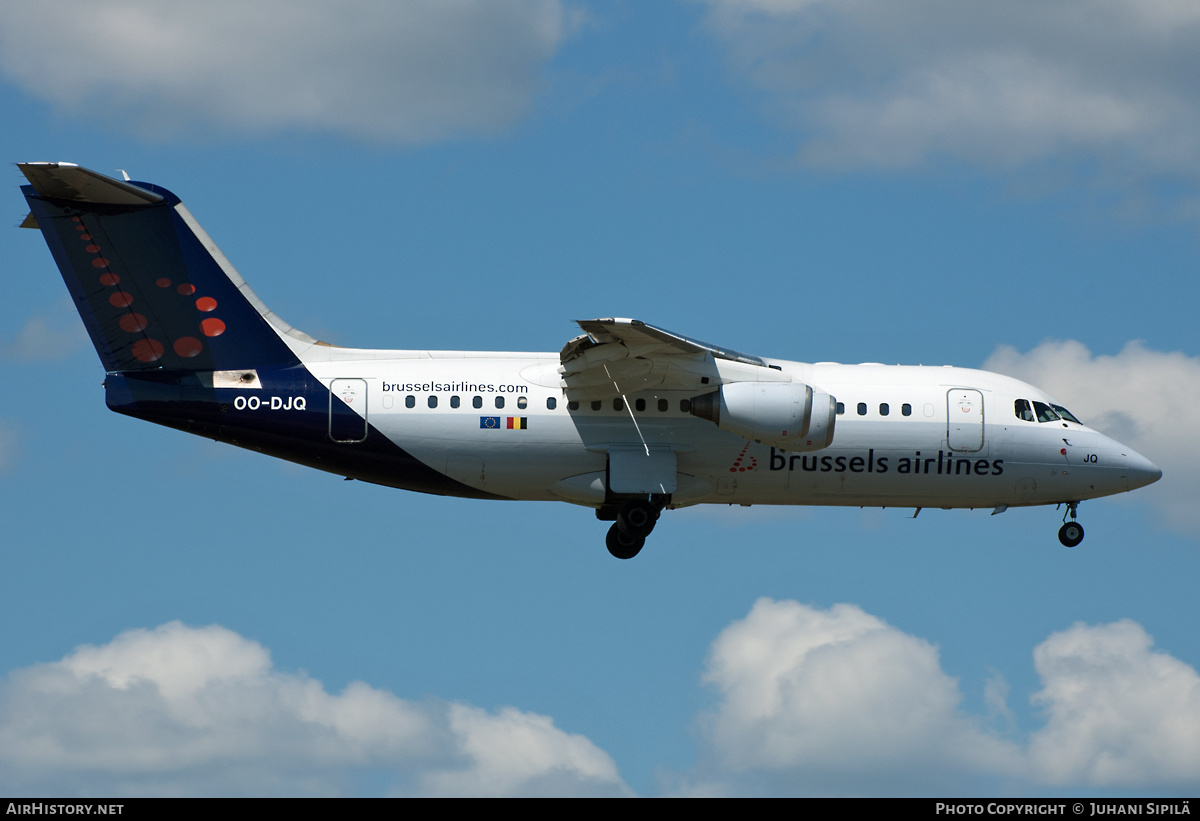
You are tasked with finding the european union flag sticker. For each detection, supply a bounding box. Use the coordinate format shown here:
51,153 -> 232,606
480,417 -> 501,429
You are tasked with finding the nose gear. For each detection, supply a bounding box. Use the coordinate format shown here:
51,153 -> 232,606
1058,501 -> 1084,547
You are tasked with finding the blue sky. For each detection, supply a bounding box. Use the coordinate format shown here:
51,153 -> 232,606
1,0 -> 1198,796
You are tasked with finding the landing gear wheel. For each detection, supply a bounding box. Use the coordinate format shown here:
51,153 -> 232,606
1058,521 -> 1085,548
606,523 -> 645,560
617,500 -> 659,539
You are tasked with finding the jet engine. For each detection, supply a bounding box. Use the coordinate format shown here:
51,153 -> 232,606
689,382 -> 836,451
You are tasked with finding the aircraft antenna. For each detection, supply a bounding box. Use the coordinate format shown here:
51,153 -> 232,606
603,363 -> 650,456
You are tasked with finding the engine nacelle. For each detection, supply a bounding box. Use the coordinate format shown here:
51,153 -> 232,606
803,390 -> 837,451
689,382 -> 837,451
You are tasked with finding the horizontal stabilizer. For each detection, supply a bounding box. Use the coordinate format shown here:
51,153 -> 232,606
18,162 -> 163,206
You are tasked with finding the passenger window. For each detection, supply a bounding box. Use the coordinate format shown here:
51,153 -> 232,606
473,396 -> 482,409
546,397 -> 557,410
614,398 -> 624,412
836,402 -> 845,415
1014,399 -> 1034,422
591,400 -> 602,411
495,396 -> 505,410
658,398 -> 668,412
450,395 -> 460,409
902,403 -> 912,417
427,395 -> 438,409
405,395 -> 415,409
857,402 -> 867,416
680,399 -> 691,413
879,403 -> 889,416
568,400 -> 579,411
517,396 -> 528,409
635,398 -> 646,412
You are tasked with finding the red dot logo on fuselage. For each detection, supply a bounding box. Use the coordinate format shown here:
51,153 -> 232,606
729,441 -> 758,473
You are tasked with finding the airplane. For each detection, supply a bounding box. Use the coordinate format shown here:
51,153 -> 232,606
17,162 -> 1162,559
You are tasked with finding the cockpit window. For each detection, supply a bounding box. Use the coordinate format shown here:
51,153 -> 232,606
1051,404 -> 1082,424
1014,399 -> 1034,422
1033,401 -> 1061,423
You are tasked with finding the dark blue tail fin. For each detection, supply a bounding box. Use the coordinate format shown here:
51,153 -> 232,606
19,162 -> 302,372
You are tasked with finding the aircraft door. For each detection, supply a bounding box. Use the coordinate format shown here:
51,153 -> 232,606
329,378 -> 368,443
947,389 -> 984,452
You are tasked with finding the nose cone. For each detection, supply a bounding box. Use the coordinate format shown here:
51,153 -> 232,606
1121,446 -> 1162,491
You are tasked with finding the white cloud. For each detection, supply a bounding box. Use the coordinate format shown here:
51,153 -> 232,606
412,704 -> 631,797
1028,620 -> 1200,788
983,339 -> 1200,533
0,1 -> 568,143
695,598 -> 1021,795
699,0 -> 1200,185
691,599 -> 1200,795
0,622 -> 630,796
5,609 -> 1200,796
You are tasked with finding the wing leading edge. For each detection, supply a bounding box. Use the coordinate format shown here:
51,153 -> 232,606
559,317 -> 783,401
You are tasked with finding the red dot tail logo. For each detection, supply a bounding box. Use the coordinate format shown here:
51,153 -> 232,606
79,223 -> 228,368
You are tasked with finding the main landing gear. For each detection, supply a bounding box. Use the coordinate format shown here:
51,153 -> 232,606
1058,501 -> 1085,548
603,499 -> 662,560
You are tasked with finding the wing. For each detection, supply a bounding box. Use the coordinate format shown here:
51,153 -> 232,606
558,317 -> 785,401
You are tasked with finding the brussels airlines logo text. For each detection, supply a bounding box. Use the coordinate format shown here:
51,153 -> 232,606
381,381 -> 527,394
770,447 -> 1003,476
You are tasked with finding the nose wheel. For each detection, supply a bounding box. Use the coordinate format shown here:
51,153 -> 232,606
1058,502 -> 1084,547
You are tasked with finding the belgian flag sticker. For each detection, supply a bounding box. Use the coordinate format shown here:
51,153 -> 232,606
506,417 -> 527,430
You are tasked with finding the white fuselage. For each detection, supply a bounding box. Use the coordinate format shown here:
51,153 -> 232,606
301,349 -> 1158,510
